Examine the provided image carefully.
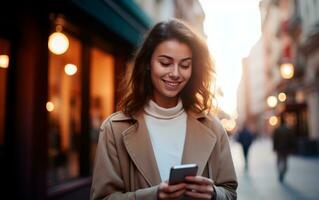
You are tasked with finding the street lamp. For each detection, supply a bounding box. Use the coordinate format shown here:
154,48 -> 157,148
280,62 -> 294,79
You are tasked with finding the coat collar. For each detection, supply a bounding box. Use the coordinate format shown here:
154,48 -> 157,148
120,111 -> 162,186
113,110 -> 217,186
182,111 -> 217,175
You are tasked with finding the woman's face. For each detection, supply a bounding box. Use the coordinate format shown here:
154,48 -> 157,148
150,39 -> 192,108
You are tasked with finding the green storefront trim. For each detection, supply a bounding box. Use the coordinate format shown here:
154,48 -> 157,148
71,0 -> 154,46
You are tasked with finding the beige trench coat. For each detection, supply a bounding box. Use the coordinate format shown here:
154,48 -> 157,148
91,110 -> 237,200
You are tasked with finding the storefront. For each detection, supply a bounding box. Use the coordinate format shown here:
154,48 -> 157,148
0,1 -> 152,199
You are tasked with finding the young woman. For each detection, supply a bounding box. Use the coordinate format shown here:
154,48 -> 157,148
91,19 -> 237,200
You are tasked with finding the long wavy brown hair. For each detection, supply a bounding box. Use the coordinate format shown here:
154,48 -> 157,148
118,19 -> 216,116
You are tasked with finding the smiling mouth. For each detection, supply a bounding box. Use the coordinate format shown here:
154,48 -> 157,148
162,80 -> 182,87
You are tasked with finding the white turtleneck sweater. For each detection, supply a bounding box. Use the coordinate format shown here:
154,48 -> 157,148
144,99 -> 187,182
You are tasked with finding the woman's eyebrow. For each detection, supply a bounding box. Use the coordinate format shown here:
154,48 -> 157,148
158,55 -> 192,61
180,57 -> 192,62
158,55 -> 173,60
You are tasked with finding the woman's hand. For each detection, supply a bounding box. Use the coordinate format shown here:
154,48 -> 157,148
158,181 -> 186,200
184,176 -> 215,199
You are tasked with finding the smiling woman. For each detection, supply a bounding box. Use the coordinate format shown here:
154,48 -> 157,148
91,19 -> 238,200
150,40 -> 192,108
118,19 -> 215,115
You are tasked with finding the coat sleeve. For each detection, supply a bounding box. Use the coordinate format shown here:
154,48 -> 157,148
90,119 -> 158,200
211,119 -> 238,200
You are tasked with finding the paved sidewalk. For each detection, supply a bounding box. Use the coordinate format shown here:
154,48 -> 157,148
230,137 -> 319,200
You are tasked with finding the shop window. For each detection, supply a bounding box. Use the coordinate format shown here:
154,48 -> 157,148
89,47 -> 115,168
0,38 -> 10,145
47,33 -> 81,186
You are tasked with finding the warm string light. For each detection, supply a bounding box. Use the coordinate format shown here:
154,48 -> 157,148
48,25 -> 69,55
46,101 -> 55,112
64,64 -> 77,76
0,54 -> 9,68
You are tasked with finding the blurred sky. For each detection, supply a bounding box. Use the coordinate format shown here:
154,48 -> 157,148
199,0 -> 261,117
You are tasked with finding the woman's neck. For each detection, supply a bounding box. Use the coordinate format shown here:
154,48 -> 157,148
144,99 -> 184,119
151,96 -> 178,108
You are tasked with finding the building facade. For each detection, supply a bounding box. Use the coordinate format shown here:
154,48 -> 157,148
259,0 -> 319,155
0,0 -> 205,199
135,0 -> 205,35
237,38 -> 267,135
0,1 -> 151,200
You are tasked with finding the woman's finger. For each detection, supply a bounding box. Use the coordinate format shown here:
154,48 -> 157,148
186,183 -> 213,194
165,183 -> 186,193
185,176 -> 214,185
158,182 -> 187,200
185,190 -> 212,199
168,188 -> 186,199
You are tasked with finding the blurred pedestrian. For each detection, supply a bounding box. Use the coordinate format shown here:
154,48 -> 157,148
90,19 -> 237,200
236,123 -> 255,170
272,115 -> 295,183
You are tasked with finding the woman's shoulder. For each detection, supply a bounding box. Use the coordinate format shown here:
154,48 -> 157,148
205,113 -> 225,133
100,111 -> 135,129
189,110 -> 225,135
98,112 -> 138,142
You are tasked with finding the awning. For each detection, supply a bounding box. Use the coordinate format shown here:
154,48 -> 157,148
71,0 -> 153,46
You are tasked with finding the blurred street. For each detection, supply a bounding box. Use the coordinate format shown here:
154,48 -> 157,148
1,0 -> 319,199
231,137 -> 319,200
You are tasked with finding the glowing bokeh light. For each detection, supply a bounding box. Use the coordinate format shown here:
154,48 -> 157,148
64,64 -> 77,76
280,63 -> 294,79
278,92 -> 287,102
0,54 -> 9,68
46,101 -> 55,112
48,32 -> 69,55
269,116 -> 278,126
267,96 -> 278,108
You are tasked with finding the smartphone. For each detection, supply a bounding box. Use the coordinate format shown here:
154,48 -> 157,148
168,163 -> 198,185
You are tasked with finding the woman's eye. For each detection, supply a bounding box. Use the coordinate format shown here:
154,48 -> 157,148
180,63 -> 191,69
160,62 -> 171,66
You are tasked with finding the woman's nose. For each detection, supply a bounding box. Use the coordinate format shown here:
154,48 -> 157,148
169,65 -> 180,78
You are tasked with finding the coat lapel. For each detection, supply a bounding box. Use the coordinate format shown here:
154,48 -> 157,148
120,110 -> 217,186
122,112 -> 161,186
182,112 -> 217,176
